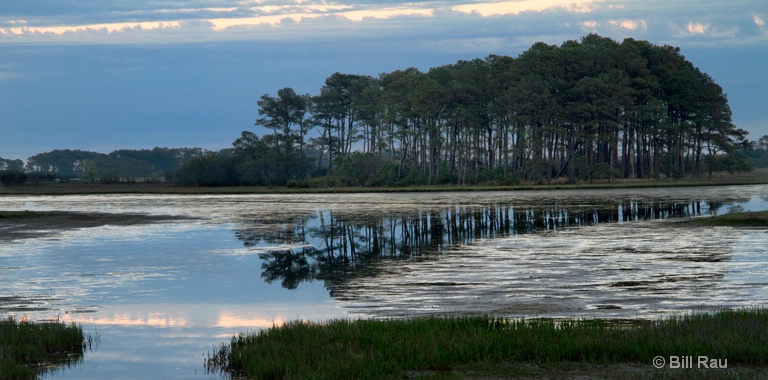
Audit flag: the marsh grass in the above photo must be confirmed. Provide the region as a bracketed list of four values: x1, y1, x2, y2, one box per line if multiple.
[697, 211, 768, 227]
[207, 308, 768, 379]
[1, 171, 767, 196]
[0, 317, 85, 379]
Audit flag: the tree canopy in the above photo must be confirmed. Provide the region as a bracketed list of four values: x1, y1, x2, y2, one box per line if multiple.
[178, 34, 749, 187]
[4, 34, 757, 187]
[23, 147, 205, 182]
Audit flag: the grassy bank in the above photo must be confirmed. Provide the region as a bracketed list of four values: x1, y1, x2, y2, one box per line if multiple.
[0, 317, 85, 380]
[207, 309, 768, 379]
[695, 211, 768, 227]
[1, 173, 767, 195]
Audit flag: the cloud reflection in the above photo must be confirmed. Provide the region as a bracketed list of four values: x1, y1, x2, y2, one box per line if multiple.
[62, 313, 188, 327]
[216, 312, 286, 328]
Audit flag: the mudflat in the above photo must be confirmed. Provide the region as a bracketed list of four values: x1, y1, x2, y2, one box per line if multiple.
[0, 211, 179, 242]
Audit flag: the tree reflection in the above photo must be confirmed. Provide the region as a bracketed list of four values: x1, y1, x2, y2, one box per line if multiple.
[259, 247, 316, 290]
[231, 197, 736, 290]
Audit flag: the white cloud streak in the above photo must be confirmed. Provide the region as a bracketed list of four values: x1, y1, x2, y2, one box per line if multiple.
[0, 0, 600, 42]
[0, 21, 182, 36]
[0, 0, 766, 46]
[452, 0, 603, 16]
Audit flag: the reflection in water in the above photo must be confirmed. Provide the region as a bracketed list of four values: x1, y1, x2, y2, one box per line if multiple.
[215, 313, 286, 329]
[327, 223, 747, 319]
[0, 186, 765, 379]
[236, 199, 718, 292]
[61, 313, 188, 328]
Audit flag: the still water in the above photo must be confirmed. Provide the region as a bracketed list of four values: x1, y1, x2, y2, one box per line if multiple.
[0, 185, 767, 379]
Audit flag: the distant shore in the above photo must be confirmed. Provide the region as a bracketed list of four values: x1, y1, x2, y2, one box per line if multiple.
[1, 169, 767, 195]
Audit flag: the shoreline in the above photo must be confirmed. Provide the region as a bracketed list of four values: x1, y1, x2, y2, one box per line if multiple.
[1, 172, 767, 195]
[0, 211, 181, 242]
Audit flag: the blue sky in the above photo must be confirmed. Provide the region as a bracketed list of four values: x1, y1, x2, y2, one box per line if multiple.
[1, 0, 767, 160]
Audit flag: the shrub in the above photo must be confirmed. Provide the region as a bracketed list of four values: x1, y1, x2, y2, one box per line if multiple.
[0, 170, 27, 185]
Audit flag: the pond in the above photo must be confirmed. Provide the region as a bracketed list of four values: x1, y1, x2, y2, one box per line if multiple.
[0, 185, 767, 379]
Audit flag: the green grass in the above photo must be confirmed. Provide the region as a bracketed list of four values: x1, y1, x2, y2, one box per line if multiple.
[0, 317, 85, 380]
[1, 173, 767, 195]
[697, 211, 768, 227]
[207, 309, 768, 379]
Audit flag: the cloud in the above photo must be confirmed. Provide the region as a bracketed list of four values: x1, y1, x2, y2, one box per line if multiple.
[0, 1, 440, 41]
[206, 5, 434, 30]
[339, 6, 434, 22]
[687, 21, 709, 34]
[1, 0, 765, 47]
[608, 19, 647, 31]
[1, 20, 182, 36]
[62, 313, 188, 327]
[2, 0, 766, 162]
[208, 14, 320, 30]
[452, 0, 603, 16]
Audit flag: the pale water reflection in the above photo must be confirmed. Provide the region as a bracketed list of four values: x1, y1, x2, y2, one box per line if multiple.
[0, 185, 766, 379]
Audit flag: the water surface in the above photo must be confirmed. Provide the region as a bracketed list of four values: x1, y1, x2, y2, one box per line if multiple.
[0, 185, 766, 378]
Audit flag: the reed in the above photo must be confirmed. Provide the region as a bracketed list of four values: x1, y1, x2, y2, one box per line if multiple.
[0, 317, 85, 379]
[207, 308, 768, 379]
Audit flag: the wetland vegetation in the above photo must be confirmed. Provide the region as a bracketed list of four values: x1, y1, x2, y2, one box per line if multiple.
[206, 308, 768, 379]
[693, 210, 768, 227]
[0, 186, 766, 378]
[0, 317, 86, 380]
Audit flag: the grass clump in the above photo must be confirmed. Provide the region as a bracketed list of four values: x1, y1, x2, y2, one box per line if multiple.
[698, 211, 768, 227]
[207, 308, 768, 379]
[0, 317, 85, 379]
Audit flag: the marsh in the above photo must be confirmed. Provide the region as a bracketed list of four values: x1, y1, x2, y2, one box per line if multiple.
[0, 184, 766, 378]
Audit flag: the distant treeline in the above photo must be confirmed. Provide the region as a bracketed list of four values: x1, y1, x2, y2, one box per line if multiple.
[176, 34, 761, 187]
[0, 147, 206, 184]
[2, 34, 767, 187]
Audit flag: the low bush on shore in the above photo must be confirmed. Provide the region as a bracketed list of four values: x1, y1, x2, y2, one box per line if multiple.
[0, 317, 85, 379]
[207, 308, 768, 379]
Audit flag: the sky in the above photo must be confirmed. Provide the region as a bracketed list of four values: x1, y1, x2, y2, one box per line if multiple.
[1, 0, 767, 161]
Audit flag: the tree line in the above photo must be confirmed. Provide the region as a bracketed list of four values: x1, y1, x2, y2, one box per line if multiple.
[2, 34, 765, 187]
[0, 147, 206, 184]
[177, 34, 756, 187]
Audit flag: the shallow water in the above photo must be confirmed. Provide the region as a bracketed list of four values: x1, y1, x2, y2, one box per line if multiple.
[0, 185, 767, 379]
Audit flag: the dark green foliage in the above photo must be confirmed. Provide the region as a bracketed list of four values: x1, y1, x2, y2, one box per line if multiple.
[208, 309, 768, 379]
[330, 152, 387, 186]
[176, 155, 238, 186]
[25, 147, 204, 181]
[0, 158, 24, 171]
[217, 34, 749, 188]
[6, 35, 757, 188]
[695, 211, 768, 227]
[0, 317, 85, 379]
[176, 131, 313, 186]
[747, 134, 768, 168]
[0, 169, 27, 185]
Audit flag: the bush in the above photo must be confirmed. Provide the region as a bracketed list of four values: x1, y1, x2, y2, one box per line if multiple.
[286, 179, 309, 188]
[0, 170, 27, 185]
